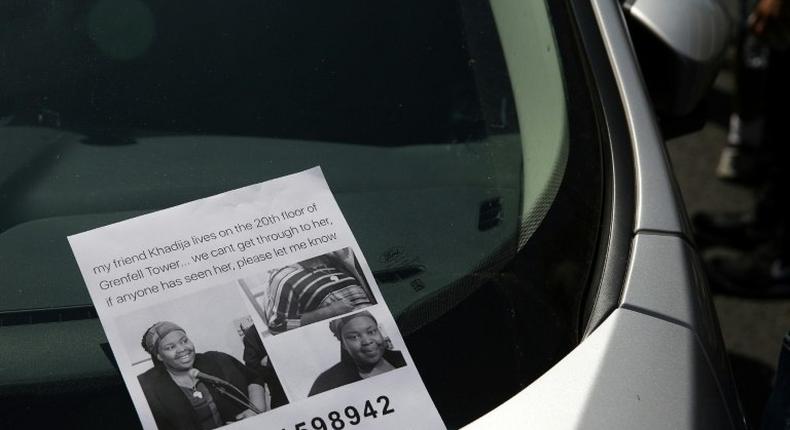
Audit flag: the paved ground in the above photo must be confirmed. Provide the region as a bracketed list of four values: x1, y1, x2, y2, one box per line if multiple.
[666, 69, 790, 427]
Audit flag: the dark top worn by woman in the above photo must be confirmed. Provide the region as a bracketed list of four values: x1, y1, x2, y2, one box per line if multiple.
[138, 351, 264, 430]
[308, 349, 406, 397]
[241, 325, 288, 408]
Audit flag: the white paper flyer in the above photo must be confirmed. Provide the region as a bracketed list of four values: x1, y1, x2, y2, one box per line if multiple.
[67, 167, 446, 430]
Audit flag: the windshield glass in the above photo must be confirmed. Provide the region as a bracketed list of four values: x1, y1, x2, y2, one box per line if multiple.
[0, 0, 602, 428]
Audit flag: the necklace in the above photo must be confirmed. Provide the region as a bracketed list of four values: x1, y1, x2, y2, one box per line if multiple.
[169, 371, 203, 399]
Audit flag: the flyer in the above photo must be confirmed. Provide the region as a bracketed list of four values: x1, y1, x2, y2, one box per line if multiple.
[67, 167, 446, 430]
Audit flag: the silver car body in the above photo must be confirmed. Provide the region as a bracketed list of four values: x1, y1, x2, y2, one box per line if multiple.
[466, 0, 744, 428]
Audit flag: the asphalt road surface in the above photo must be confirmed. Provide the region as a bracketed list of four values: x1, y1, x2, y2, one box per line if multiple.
[666, 67, 790, 428]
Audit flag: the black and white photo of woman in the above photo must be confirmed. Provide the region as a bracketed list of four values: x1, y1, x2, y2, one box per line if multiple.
[137, 321, 267, 430]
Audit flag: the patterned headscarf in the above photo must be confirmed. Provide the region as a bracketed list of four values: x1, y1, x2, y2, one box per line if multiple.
[141, 321, 185, 355]
[329, 311, 377, 340]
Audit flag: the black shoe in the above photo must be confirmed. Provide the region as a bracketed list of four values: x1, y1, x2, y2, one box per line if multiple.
[704, 248, 790, 298]
[692, 212, 773, 249]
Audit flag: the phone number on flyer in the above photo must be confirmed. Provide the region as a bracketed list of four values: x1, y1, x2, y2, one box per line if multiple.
[282, 395, 395, 430]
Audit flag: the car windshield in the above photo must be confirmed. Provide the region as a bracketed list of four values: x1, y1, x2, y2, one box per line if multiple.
[0, 0, 603, 428]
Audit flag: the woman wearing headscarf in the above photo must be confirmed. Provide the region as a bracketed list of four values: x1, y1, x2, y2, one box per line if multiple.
[308, 311, 406, 396]
[137, 321, 267, 429]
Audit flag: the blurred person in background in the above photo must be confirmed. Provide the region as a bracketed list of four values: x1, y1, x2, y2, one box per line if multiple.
[716, 0, 770, 183]
[695, 0, 790, 296]
[696, 1, 790, 429]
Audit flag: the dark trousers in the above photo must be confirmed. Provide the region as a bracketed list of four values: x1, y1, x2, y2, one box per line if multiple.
[761, 331, 790, 430]
[755, 49, 790, 260]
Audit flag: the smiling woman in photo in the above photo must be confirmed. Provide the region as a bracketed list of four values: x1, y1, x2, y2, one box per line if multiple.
[137, 321, 267, 430]
[309, 311, 406, 396]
